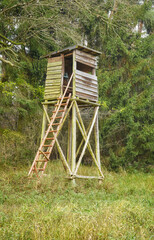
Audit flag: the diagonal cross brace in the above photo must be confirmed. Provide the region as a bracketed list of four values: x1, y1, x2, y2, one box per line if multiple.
[75, 103, 104, 178]
[73, 107, 100, 175]
[75, 103, 98, 163]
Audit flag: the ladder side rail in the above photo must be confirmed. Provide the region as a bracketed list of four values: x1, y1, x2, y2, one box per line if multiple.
[44, 94, 71, 157]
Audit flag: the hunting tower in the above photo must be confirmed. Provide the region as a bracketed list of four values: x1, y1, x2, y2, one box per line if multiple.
[28, 45, 104, 181]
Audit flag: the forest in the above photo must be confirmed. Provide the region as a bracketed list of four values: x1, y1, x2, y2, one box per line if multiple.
[0, 0, 153, 239]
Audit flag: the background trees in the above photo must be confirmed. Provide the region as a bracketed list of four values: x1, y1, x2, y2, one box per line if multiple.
[0, 0, 153, 170]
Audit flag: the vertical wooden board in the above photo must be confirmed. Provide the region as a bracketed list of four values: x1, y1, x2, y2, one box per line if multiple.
[44, 56, 62, 100]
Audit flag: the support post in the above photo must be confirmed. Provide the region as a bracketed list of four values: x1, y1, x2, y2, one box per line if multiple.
[67, 111, 72, 166]
[94, 112, 103, 183]
[71, 50, 76, 185]
[94, 112, 101, 167]
[41, 102, 48, 142]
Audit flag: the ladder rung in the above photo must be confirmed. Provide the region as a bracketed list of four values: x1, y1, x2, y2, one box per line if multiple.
[38, 168, 44, 171]
[55, 103, 67, 106]
[46, 138, 54, 140]
[43, 145, 53, 147]
[36, 160, 47, 162]
[55, 116, 62, 119]
[50, 116, 62, 119]
[63, 85, 73, 89]
[48, 123, 60, 126]
[49, 130, 57, 132]
[57, 97, 69, 100]
[39, 152, 50, 154]
[52, 109, 65, 113]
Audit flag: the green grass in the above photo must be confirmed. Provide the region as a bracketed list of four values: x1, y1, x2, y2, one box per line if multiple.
[0, 161, 153, 240]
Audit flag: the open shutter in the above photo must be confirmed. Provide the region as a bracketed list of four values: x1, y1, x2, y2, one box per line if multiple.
[44, 56, 62, 100]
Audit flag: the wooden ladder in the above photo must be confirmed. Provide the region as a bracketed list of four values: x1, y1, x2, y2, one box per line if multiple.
[28, 73, 73, 177]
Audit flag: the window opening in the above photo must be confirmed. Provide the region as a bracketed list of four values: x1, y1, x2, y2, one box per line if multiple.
[63, 55, 73, 94]
[77, 62, 93, 75]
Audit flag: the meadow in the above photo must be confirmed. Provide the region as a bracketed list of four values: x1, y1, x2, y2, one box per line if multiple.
[0, 161, 153, 240]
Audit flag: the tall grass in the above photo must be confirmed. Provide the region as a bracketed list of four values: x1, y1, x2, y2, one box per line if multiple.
[0, 161, 153, 240]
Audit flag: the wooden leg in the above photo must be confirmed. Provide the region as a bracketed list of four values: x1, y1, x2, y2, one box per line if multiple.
[41, 104, 48, 142]
[94, 113, 104, 181]
[67, 111, 72, 166]
[71, 101, 76, 185]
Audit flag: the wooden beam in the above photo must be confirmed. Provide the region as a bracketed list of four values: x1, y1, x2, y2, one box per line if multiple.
[74, 98, 100, 106]
[41, 103, 48, 142]
[67, 111, 72, 166]
[71, 50, 76, 185]
[76, 118, 93, 158]
[73, 107, 99, 175]
[71, 101, 76, 183]
[67, 175, 103, 180]
[94, 114, 101, 168]
[76, 118, 97, 164]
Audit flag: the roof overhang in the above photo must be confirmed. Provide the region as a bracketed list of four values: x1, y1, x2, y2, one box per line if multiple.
[41, 45, 101, 59]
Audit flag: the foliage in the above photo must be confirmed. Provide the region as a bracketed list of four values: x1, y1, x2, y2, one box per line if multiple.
[97, 21, 154, 170]
[0, 80, 43, 164]
[0, 0, 153, 170]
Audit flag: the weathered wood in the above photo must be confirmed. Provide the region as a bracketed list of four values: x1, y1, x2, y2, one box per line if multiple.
[45, 84, 60, 88]
[73, 107, 99, 175]
[75, 103, 101, 170]
[47, 66, 62, 71]
[67, 111, 72, 165]
[45, 86, 60, 90]
[76, 78, 97, 88]
[47, 70, 61, 75]
[76, 55, 97, 68]
[76, 49, 97, 61]
[76, 82, 98, 91]
[76, 118, 93, 158]
[94, 114, 101, 168]
[68, 175, 103, 180]
[71, 50, 77, 185]
[75, 98, 100, 106]
[41, 104, 48, 142]
[46, 74, 61, 80]
[76, 87, 98, 96]
[61, 54, 64, 95]
[76, 91, 97, 101]
[48, 56, 62, 63]
[76, 70, 97, 80]
[76, 118, 97, 164]
[44, 56, 62, 100]
[45, 92, 60, 95]
[47, 61, 62, 67]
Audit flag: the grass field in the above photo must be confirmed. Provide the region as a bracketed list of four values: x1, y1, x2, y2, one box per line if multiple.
[0, 161, 153, 240]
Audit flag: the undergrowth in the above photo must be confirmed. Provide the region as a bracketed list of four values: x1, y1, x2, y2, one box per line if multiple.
[0, 161, 153, 240]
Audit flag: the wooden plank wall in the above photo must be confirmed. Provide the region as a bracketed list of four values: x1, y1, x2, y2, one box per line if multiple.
[75, 50, 98, 102]
[44, 56, 62, 100]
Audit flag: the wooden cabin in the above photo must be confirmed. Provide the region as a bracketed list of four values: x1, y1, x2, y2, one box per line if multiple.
[43, 45, 101, 102]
